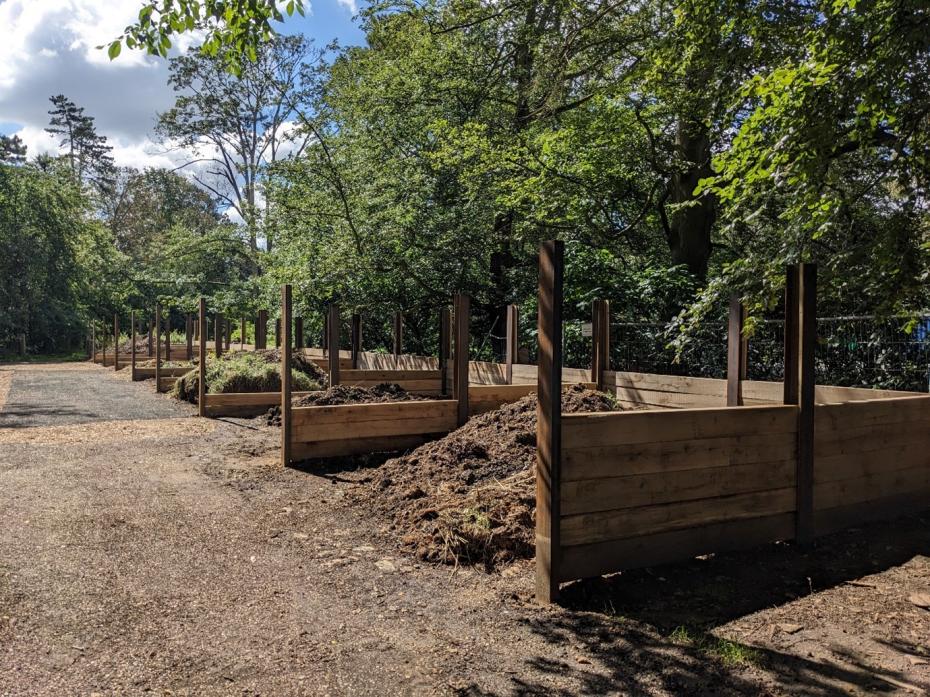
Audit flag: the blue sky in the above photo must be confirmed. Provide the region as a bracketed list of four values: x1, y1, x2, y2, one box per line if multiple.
[0, 0, 365, 164]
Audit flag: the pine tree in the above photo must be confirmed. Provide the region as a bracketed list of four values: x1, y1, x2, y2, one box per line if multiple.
[0, 135, 27, 165]
[45, 95, 115, 194]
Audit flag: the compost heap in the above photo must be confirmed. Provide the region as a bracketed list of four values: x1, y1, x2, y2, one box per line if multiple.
[173, 349, 327, 403]
[265, 383, 432, 425]
[363, 384, 617, 570]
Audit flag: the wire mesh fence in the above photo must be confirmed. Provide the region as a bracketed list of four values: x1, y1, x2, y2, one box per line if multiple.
[603, 315, 930, 392]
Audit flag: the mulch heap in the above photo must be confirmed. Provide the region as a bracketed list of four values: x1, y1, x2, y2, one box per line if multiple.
[265, 383, 432, 425]
[358, 384, 618, 570]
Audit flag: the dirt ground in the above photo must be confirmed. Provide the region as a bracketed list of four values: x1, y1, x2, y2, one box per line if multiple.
[0, 361, 928, 695]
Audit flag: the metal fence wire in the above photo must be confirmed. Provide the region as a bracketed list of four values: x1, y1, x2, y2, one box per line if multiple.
[599, 316, 930, 392]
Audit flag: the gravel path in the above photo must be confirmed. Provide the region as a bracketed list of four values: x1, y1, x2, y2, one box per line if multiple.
[0, 362, 927, 695]
[0, 363, 187, 428]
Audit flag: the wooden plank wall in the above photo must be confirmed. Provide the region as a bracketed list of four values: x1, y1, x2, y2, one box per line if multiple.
[813, 395, 930, 535]
[339, 369, 442, 394]
[468, 383, 596, 416]
[289, 400, 458, 460]
[557, 405, 799, 582]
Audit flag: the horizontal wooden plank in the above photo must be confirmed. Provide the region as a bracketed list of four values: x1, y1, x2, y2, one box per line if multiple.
[612, 387, 723, 409]
[133, 366, 192, 378]
[562, 459, 796, 516]
[558, 513, 795, 582]
[814, 421, 930, 458]
[563, 431, 797, 481]
[345, 380, 442, 393]
[561, 487, 796, 546]
[291, 434, 432, 461]
[815, 465, 930, 510]
[340, 369, 440, 383]
[291, 399, 454, 426]
[814, 396, 930, 432]
[815, 442, 930, 484]
[605, 371, 726, 398]
[562, 405, 798, 450]
[294, 411, 457, 443]
[205, 392, 282, 407]
[813, 489, 930, 537]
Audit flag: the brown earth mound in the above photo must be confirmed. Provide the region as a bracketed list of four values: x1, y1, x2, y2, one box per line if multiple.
[266, 383, 432, 425]
[359, 384, 618, 570]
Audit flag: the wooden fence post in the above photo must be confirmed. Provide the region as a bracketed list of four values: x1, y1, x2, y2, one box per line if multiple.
[131, 311, 137, 378]
[154, 304, 162, 392]
[186, 313, 193, 361]
[295, 316, 304, 350]
[393, 311, 403, 357]
[797, 264, 816, 544]
[329, 304, 341, 386]
[214, 312, 223, 358]
[591, 300, 610, 390]
[240, 317, 246, 350]
[726, 296, 747, 406]
[198, 299, 207, 417]
[275, 319, 281, 348]
[505, 304, 519, 385]
[225, 319, 231, 351]
[90, 324, 95, 362]
[281, 285, 293, 467]
[439, 306, 451, 396]
[783, 267, 799, 405]
[322, 312, 329, 356]
[257, 310, 268, 349]
[536, 240, 563, 604]
[350, 314, 361, 369]
[113, 313, 120, 372]
[165, 309, 171, 362]
[453, 294, 470, 426]
[101, 323, 107, 366]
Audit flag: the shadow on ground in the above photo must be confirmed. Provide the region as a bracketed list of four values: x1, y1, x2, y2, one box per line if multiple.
[464, 512, 930, 696]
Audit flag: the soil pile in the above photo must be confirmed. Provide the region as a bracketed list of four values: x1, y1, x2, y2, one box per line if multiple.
[265, 383, 432, 425]
[362, 384, 618, 569]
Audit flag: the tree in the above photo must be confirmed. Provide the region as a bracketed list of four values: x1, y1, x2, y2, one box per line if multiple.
[157, 35, 318, 251]
[104, 167, 223, 263]
[0, 135, 27, 165]
[45, 95, 116, 196]
[115, 0, 306, 72]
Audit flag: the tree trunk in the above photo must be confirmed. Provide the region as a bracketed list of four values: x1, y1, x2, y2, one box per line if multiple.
[667, 119, 715, 279]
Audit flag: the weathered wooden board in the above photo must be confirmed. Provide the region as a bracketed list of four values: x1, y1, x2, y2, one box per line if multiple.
[560, 487, 796, 547]
[561, 459, 796, 516]
[559, 513, 795, 582]
[561, 405, 797, 450]
[468, 383, 596, 416]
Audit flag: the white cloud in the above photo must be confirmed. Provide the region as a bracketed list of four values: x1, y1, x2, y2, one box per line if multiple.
[335, 0, 357, 13]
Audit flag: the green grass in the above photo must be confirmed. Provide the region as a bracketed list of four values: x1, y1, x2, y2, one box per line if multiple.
[669, 626, 761, 668]
[0, 350, 88, 364]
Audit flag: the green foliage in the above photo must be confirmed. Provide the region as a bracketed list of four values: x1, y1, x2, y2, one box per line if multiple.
[172, 350, 321, 402]
[113, 0, 306, 72]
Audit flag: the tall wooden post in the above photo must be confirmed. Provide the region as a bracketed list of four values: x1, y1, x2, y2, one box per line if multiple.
[186, 313, 193, 361]
[439, 306, 451, 397]
[154, 304, 162, 392]
[350, 314, 361, 369]
[275, 319, 281, 348]
[393, 311, 403, 357]
[505, 304, 519, 385]
[794, 264, 816, 544]
[165, 313, 171, 362]
[322, 312, 329, 356]
[295, 316, 304, 350]
[281, 285, 293, 467]
[591, 300, 610, 391]
[101, 323, 107, 365]
[784, 269, 799, 405]
[726, 296, 747, 406]
[90, 324, 96, 362]
[328, 304, 341, 386]
[536, 240, 563, 604]
[198, 299, 207, 417]
[131, 311, 137, 379]
[214, 313, 223, 358]
[225, 319, 231, 351]
[113, 313, 120, 372]
[240, 317, 246, 350]
[453, 295, 470, 426]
